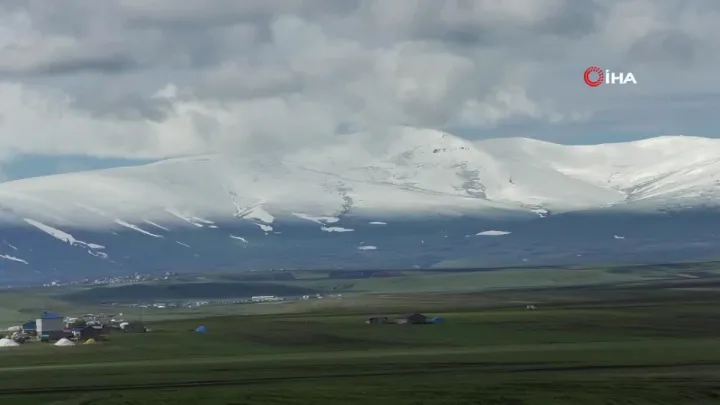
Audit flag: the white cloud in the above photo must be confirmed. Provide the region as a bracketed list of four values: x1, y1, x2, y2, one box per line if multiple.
[0, 0, 718, 162]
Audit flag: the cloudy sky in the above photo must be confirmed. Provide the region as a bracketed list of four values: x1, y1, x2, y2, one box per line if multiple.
[0, 0, 718, 181]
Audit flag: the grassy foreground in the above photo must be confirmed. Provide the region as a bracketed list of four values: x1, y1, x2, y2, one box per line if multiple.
[2, 282, 720, 404]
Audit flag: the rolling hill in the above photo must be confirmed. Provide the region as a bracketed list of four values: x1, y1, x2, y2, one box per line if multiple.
[2, 127, 720, 283]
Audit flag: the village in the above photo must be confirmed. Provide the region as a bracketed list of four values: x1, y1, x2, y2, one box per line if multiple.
[0, 311, 148, 347]
[0, 293, 352, 348]
[102, 293, 326, 309]
[1, 308, 457, 348]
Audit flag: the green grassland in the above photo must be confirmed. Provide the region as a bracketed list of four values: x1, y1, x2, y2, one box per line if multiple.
[2, 276, 720, 404]
[43, 261, 720, 303]
[2, 260, 720, 325]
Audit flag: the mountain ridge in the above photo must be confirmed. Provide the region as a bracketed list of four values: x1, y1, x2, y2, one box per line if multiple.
[1, 128, 720, 283]
[0, 128, 717, 223]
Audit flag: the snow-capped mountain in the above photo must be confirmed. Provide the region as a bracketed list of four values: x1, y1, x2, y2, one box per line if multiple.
[2, 127, 720, 283]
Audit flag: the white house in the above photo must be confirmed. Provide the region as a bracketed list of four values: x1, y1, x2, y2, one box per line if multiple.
[37, 312, 65, 339]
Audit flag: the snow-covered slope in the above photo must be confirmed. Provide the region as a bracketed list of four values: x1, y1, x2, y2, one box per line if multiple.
[2, 127, 720, 283]
[1, 128, 718, 226]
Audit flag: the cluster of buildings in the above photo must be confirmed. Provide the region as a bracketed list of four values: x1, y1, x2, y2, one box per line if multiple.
[5, 311, 147, 344]
[38, 272, 179, 288]
[103, 294, 328, 309]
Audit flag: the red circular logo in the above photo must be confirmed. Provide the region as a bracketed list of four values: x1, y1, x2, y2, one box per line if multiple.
[584, 66, 604, 87]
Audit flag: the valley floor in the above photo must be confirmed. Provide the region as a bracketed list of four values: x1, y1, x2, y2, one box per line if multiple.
[2, 280, 720, 404]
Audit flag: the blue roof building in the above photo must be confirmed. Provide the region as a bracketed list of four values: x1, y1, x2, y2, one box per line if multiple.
[36, 312, 65, 339]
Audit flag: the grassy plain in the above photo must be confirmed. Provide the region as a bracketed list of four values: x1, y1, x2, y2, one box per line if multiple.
[1, 263, 720, 404]
[2, 270, 720, 404]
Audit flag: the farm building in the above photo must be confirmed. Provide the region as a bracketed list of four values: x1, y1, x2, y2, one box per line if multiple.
[121, 321, 146, 333]
[71, 326, 102, 340]
[366, 316, 390, 324]
[37, 312, 65, 340]
[395, 313, 428, 325]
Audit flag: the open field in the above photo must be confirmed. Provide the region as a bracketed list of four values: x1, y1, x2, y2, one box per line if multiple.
[1, 277, 720, 404]
[2, 260, 719, 316]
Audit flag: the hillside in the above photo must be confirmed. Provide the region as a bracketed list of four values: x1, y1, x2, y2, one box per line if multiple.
[2, 128, 720, 282]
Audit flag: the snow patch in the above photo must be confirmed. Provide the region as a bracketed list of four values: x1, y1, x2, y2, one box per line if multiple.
[246, 206, 275, 224]
[88, 250, 108, 259]
[144, 220, 169, 231]
[321, 227, 354, 232]
[208, 225, 219, 229]
[292, 212, 339, 224]
[165, 209, 204, 227]
[476, 230, 511, 236]
[613, 235, 625, 239]
[24, 218, 76, 244]
[2, 241, 17, 250]
[0, 254, 28, 264]
[357, 245, 377, 250]
[113, 220, 163, 238]
[230, 235, 249, 246]
[190, 216, 214, 224]
[255, 223, 273, 232]
[531, 208, 549, 218]
[23, 218, 105, 249]
[369, 221, 387, 225]
[176, 241, 191, 248]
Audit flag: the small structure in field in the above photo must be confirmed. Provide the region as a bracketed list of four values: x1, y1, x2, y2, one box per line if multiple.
[526, 305, 537, 310]
[71, 326, 102, 340]
[366, 316, 390, 324]
[22, 321, 37, 335]
[37, 312, 65, 340]
[395, 313, 428, 325]
[121, 321, 146, 333]
[54, 338, 75, 347]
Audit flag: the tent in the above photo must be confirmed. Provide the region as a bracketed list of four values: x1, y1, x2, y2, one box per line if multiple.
[6, 326, 21, 332]
[427, 317, 445, 324]
[84, 338, 96, 344]
[0, 338, 19, 347]
[195, 325, 207, 333]
[54, 338, 75, 346]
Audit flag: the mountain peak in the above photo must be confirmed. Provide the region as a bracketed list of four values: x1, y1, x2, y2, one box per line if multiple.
[0, 129, 719, 228]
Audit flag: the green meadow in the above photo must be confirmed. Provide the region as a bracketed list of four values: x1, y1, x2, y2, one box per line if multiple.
[2, 263, 720, 404]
